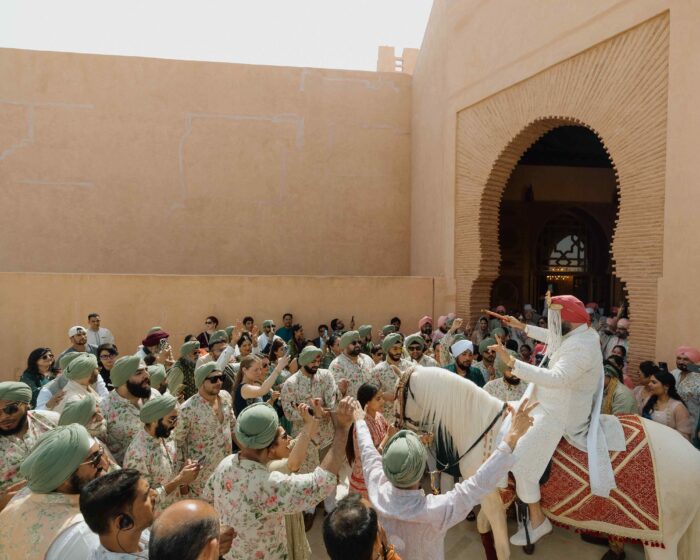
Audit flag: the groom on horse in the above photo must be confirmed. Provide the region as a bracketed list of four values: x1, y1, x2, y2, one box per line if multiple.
[490, 294, 625, 546]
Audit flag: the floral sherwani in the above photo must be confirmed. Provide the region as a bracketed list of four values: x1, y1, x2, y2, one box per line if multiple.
[371, 359, 413, 420]
[0, 487, 81, 559]
[103, 388, 160, 465]
[416, 354, 439, 368]
[474, 360, 498, 383]
[124, 429, 183, 512]
[0, 410, 58, 492]
[203, 455, 337, 560]
[172, 391, 236, 496]
[674, 370, 700, 428]
[280, 369, 337, 447]
[483, 378, 528, 402]
[328, 353, 375, 402]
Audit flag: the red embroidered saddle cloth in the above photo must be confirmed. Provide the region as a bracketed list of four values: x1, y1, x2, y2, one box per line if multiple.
[500, 415, 663, 546]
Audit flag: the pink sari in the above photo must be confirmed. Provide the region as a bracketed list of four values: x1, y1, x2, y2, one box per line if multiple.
[349, 412, 388, 498]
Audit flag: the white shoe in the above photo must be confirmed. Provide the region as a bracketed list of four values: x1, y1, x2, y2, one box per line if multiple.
[509, 518, 552, 546]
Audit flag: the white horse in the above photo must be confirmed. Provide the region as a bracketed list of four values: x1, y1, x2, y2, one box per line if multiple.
[398, 366, 700, 560]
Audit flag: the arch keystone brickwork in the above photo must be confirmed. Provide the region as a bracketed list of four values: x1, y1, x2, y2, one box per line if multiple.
[455, 14, 669, 371]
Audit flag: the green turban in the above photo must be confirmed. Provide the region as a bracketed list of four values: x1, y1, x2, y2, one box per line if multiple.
[358, 325, 372, 338]
[490, 327, 506, 340]
[235, 402, 279, 449]
[20, 424, 92, 493]
[479, 337, 496, 355]
[298, 346, 322, 367]
[0, 381, 32, 404]
[111, 355, 143, 388]
[382, 333, 403, 353]
[148, 364, 167, 388]
[195, 362, 220, 389]
[64, 353, 98, 381]
[382, 325, 396, 335]
[340, 331, 360, 350]
[452, 333, 466, 343]
[382, 430, 427, 488]
[209, 330, 228, 346]
[59, 394, 97, 427]
[180, 340, 200, 357]
[59, 352, 81, 371]
[404, 334, 426, 350]
[140, 393, 178, 423]
[224, 326, 234, 339]
[495, 350, 519, 376]
[262, 320, 274, 328]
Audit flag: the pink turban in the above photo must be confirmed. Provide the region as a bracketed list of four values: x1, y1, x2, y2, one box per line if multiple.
[418, 316, 433, 329]
[437, 316, 447, 329]
[677, 346, 700, 363]
[550, 295, 590, 325]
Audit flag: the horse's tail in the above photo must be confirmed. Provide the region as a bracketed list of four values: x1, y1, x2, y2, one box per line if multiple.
[678, 502, 700, 560]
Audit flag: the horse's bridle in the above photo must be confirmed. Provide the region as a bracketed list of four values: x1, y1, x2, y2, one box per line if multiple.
[394, 368, 508, 478]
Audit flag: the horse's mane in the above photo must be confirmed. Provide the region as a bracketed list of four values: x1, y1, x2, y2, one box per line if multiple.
[412, 366, 504, 453]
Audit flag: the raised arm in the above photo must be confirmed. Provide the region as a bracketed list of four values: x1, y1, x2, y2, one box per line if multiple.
[286, 404, 319, 472]
[241, 356, 290, 399]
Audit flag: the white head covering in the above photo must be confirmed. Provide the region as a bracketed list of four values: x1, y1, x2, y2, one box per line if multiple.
[450, 339, 474, 358]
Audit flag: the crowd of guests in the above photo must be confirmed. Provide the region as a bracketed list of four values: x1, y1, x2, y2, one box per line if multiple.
[0, 305, 698, 560]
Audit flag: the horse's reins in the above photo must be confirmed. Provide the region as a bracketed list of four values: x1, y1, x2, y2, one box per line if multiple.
[395, 369, 507, 493]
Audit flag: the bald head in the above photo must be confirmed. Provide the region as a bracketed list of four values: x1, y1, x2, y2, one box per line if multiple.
[150, 500, 220, 560]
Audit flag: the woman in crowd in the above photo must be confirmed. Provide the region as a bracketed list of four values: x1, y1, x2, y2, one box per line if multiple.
[196, 315, 219, 350]
[470, 316, 490, 347]
[633, 361, 658, 413]
[347, 383, 393, 499]
[267, 402, 320, 560]
[96, 343, 119, 390]
[233, 354, 288, 417]
[642, 369, 693, 439]
[267, 339, 293, 433]
[236, 333, 254, 362]
[19, 347, 56, 407]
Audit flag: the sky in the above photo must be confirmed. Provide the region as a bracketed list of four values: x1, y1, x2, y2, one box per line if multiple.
[0, 0, 433, 71]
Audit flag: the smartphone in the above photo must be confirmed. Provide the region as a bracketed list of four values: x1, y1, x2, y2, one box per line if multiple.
[158, 339, 169, 351]
[658, 361, 668, 372]
[196, 457, 206, 467]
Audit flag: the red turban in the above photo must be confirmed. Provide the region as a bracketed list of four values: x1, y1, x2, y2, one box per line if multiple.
[418, 316, 433, 329]
[550, 295, 590, 325]
[142, 330, 170, 347]
[676, 346, 700, 363]
[534, 343, 547, 355]
[586, 302, 598, 310]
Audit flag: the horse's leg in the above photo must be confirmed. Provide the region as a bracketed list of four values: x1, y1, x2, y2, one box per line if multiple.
[480, 491, 510, 560]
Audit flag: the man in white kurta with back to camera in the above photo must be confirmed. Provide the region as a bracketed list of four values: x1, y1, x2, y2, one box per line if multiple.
[491, 294, 624, 546]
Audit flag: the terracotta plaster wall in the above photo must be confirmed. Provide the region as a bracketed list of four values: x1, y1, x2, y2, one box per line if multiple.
[413, 0, 700, 360]
[0, 49, 411, 276]
[0, 273, 434, 382]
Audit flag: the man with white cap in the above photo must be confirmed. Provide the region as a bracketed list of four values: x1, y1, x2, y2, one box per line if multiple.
[443, 339, 485, 387]
[57, 325, 98, 365]
[102, 355, 161, 464]
[493, 294, 625, 546]
[351, 398, 537, 560]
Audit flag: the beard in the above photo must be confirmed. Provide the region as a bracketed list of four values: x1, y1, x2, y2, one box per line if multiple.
[127, 379, 151, 399]
[348, 347, 361, 357]
[66, 468, 103, 494]
[455, 359, 471, 372]
[561, 321, 573, 336]
[0, 412, 27, 436]
[677, 362, 688, 372]
[155, 420, 173, 439]
[303, 365, 318, 375]
[503, 375, 521, 386]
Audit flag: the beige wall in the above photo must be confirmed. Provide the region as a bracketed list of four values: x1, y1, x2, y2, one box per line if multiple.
[0, 273, 435, 382]
[412, 0, 700, 362]
[0, 48, 411, 276]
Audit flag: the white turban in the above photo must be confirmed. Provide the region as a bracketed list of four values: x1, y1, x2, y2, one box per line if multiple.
[450, 339, 474, 358]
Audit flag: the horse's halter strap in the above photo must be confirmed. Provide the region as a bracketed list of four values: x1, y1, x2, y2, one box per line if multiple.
[395, 369, 508, 484]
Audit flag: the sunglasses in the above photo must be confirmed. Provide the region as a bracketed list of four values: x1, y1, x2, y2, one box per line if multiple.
[0, 402, 21, 415]
[407, 346, 423, 352]
[99, 353, 117, 359]
[40, 354, 54, 360]
[206, 375, 225, 384]
[80, 445, 105, 469]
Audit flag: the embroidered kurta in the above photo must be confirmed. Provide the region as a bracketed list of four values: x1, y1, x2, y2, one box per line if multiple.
[0, 410, 59, 492]
[416, 354, 439, 368]
[123, 429, 183, 512]
[483, 378, 528, 403]
[328, 353, 375, 401]
[203, 455, 337, 560]
[103, 388, 160, 465]
[280, 369, 337, 447]
[349, 412, 388, 497]
[172, 391, 236, 496]
[356, 420, 515, 560]
[0, 487, 82, 560]
[371, 359, 412, 420]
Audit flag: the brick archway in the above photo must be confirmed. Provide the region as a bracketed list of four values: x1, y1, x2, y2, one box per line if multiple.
[454, 14, 669, 371]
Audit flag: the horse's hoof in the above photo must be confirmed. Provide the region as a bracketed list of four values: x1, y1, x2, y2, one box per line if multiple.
[523, 544, 535, 555]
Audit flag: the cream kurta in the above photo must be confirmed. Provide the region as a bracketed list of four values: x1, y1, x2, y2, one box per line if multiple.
[511, 324, 608, 500]
[54, 379, 101, 414]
